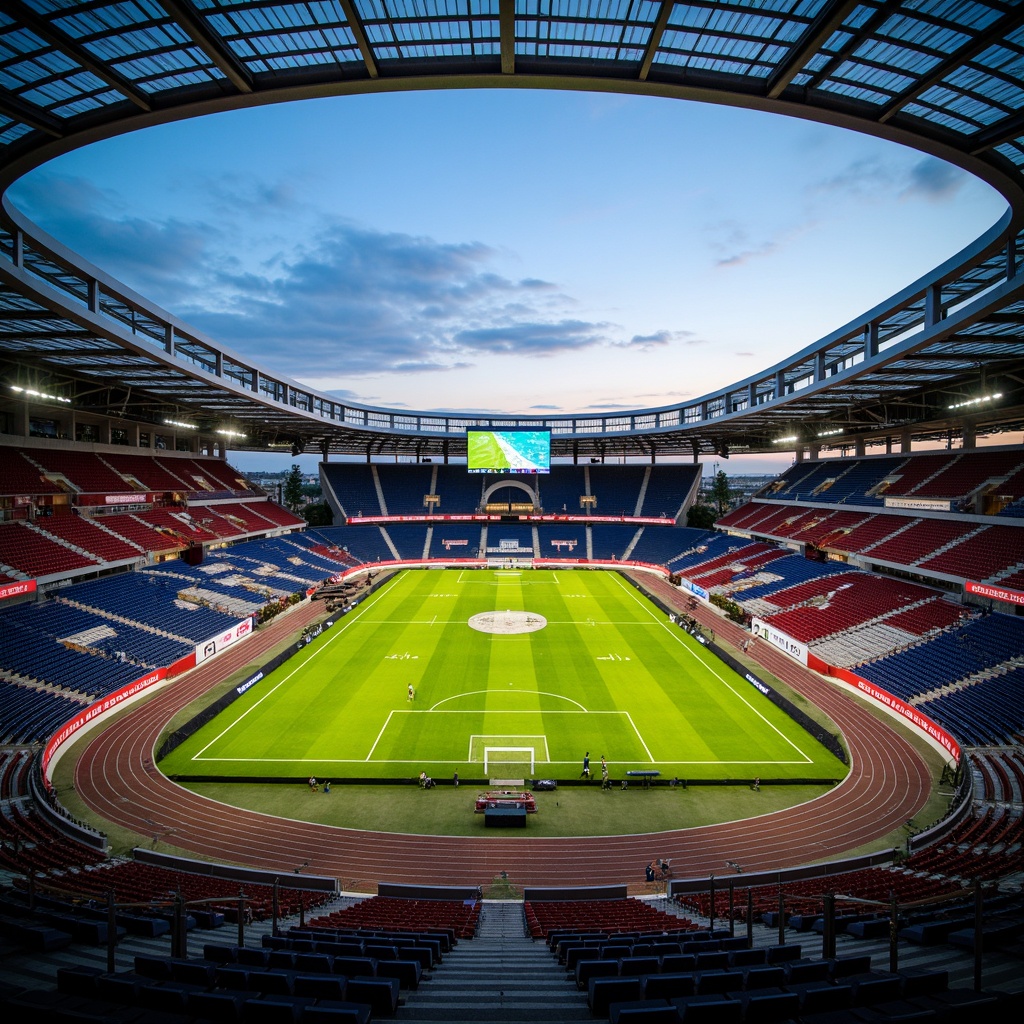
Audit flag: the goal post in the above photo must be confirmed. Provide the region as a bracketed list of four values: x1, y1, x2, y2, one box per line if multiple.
[483, 746, 535, 780]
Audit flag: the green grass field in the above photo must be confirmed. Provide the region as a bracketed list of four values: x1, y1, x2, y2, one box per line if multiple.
[159, 569, 848, 782]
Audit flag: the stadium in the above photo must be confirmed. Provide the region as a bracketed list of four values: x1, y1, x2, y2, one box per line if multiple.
[1, 2, 1024, 1022]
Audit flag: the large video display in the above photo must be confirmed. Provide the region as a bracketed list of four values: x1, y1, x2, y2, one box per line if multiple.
[467, 429, 551, 474]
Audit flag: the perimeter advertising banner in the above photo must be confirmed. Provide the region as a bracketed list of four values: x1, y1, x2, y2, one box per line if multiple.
[195, 616, 254, 665]
[0, 578, 36, 602]
[751, 617, 809, 665]
[831, 669, 961, 761]
[966, 580, 1024, 607]
[42, 667, 167, 777]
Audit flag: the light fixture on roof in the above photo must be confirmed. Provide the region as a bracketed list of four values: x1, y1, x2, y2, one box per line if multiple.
[163, 417, 196, 429]
[10, 384, 70, 403]
[217, 428, 246, 439]
[772, 435, 799, 444]
[948, 392, 1002, 410]
[816, 427, 844, 438]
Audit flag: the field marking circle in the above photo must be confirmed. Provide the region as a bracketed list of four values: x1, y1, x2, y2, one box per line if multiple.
[468, 609, 547, 634]
[431, 688, 586, 711]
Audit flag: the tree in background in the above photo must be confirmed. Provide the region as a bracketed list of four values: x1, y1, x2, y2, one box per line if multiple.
[283, 463, 304, 512]
[686, 501, 716, 530]
[712, 469, 732, 515]
[302, 502, 333, 527]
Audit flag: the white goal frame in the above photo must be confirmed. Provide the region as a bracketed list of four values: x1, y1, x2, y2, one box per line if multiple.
[483, 746, 535, 777]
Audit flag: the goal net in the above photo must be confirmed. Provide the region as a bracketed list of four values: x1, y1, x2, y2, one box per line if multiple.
[483, 747, 535, 780]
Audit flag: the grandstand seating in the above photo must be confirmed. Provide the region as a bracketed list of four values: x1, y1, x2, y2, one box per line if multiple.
[864, 518, 977, 566]
[0, 804, 106, 875]
[381, 523, 429, 560]
[918, 524, 1024, 580]
[374, 464, 435, 515]
[20, 450, 132, 495]
[308, 895, 479, 940]
[538, 524, 587, 559]
[0, 521, 99, 577]
[856, 613, 1024, 704]
[525, 898, 695, 940]
[0, 447, 63, 497]
[0, 678, 88, 742]
[32, 511, 143, 563]
[90, 512, 182, 553]
[99, 451, 193, 491]
[588, 525, 637, 561]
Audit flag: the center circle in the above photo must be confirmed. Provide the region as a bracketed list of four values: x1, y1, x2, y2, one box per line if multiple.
[468, 610, 548, 635]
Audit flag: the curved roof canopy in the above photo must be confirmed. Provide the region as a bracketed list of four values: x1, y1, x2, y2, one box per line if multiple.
[1, 0, 1024, 459]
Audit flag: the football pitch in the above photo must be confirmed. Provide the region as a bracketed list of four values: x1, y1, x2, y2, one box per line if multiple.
[159, 569, 847, 782]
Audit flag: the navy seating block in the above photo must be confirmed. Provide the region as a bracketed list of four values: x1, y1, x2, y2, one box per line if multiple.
[695, 969, 744, 995]
[670, 994, 744, 1022]
[742, 965, 786, 990]
[828, 954, 873, 978]
[618, 956, 661, 978]
[898, 968, 949, 998]
[789, 981, 853, 1013]
[607, 998, 681, 1023]
[345, 976, 400, 1016]
[640, 973, 696, 1000]
[589, 976, 643, 1015]
[331, 957, 376, 978]
[376, 958, 422, 989]
[576, 958, 618, 988]
[300, 1002, 372, 1023]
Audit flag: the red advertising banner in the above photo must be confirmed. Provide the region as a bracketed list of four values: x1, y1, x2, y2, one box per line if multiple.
[42, 668, 167, 777]
[829, 666, 960, 761]
[965, 580, 1024, 606]
[0, 578, 36, 602]
[345, 513, 671, 526]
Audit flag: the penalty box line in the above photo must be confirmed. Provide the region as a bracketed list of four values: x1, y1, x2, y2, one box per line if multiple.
[192, 576, 397, 762]
[609, 573, 813, 765]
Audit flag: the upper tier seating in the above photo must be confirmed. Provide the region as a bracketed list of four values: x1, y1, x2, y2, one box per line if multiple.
[917, 524, 1024, 580]
[640, 465, 700, 518]
[323, 463, 381, 518]
[243, 500, 304, 529]
[33, 511, 143, 563]
[0, 521, 99, 577]
[537, 465, 588, 513]
[862, 518, 978, 565]
[21, 450, 131, 494]
[0, 447, 63, 496]
[100, 452, 194, 491]
[374, 464, 435, 515]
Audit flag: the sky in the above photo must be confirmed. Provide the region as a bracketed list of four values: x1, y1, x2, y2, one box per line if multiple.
[8, 88, 1007, 474]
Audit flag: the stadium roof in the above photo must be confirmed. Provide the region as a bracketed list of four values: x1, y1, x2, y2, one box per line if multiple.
[1, 0, 1024, 459]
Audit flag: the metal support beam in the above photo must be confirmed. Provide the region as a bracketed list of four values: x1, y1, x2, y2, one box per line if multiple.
[339, 0, 379, 79]
[162, 0, 253, 94]
[638, 1, 673, 82]
[499, 0, 515, 75]
[878, 9, 1024, 125]
[766, 0, 859, 99]
[8, 0, 152, 112]
[0, 88, 63, 138]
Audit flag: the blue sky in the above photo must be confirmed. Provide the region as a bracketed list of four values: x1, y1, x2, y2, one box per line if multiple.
[9, 88, 1005, 473]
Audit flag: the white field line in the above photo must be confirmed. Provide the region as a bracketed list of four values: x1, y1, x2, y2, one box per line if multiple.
[608, 573, 812, 763]
[192, 572, 400, 760]
[624, 711, 656, 763]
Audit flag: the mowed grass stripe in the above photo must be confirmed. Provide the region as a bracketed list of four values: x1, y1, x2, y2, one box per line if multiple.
[159, 569, 846, 780]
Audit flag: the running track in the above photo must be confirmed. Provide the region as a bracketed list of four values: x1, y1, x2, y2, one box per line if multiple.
[73, 576, 932, 891]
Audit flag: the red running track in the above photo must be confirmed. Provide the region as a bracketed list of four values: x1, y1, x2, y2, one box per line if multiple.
[73, 581, 932, 891]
